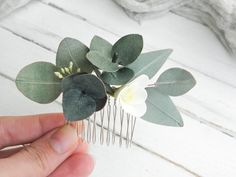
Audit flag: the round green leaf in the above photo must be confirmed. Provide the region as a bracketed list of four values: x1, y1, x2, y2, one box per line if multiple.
[101, 67, 134, 85]
[95, 96, 108, 111]
[15, 62, 61, 104]
[142, 88, 183, 127]
[112, 34, 143, 66]
[56, 37, 93, 73]
[63, 89, 96, 121]
[90, 35, 112, 57]
[86, 51, 119, 72]
[156, 68, 196, 96]
[62, 73, 107, 112]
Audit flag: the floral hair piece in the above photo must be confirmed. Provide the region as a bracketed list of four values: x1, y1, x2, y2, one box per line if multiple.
[15, 34, 196, 137]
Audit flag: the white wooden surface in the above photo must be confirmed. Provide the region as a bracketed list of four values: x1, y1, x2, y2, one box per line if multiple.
[0, 0, 236, 176]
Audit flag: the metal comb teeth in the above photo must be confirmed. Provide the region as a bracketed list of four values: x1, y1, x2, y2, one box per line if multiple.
[79, 96, 137, 147]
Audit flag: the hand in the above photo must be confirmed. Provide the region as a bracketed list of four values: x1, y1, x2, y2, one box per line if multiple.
[0, 113, 94, 177]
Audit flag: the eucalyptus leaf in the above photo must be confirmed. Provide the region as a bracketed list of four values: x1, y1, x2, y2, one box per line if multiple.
[63, 89, 96, 121]
[101, 67, 134, 85]
[127, 49, 173, 80]
[87, 51, 119, 72]
[156, 68, 196, 96]
[62, 73, 107, 112]
[141, 88, 183, 127]
[56, 37, 93, 73]
[112, 34, 143, 66]
[62, 73, 107, 99]
[95, 96, 108, 111]
[15, 62, 61, 104]
[90, 36, 112, 57]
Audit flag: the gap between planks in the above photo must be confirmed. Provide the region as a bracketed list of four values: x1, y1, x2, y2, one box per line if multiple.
[40, 0, 236, 90]
[0, 76, 197, 177]
[30, 0, 236, 137]
[0, 22, 235, 139]
[0, 2, 236, 176]
[39, 1, 236, 138]
[0, 72, 201, 177]
[1, 10, 236, 175]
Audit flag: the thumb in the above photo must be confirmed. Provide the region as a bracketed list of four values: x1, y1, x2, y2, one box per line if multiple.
[0, 125, 78, 177]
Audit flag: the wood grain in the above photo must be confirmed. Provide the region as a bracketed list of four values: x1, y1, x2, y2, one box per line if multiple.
[0, 16, 236, 176]
[0, 76, 195, 177]
[0, 1, 236, 137]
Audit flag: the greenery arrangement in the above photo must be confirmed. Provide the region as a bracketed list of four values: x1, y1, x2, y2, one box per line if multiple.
[15, 34, 196, 127]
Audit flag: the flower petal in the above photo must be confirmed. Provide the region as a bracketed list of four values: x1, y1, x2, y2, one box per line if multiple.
[129, 74, 149, 87]
[130, 86, 148, 104]
[117, 74, 149, 117]
[117, 74, 149, 104]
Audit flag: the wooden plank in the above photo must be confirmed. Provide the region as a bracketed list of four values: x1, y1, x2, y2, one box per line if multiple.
[0, 76, 61, 116]
[0, 76, 194, 177]
[89, 144, 193, 177]
[0, 1, 236, 137]
[0, 20, 236, 177]
[42, 0, 236, 86]
[40, 0, 236, 135]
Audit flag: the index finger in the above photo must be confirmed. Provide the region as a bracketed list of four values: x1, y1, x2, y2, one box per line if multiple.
[0, 113, 65, 149]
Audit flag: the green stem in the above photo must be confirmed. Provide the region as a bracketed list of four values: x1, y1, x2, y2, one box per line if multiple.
[93, 67, 114, 95]
[93, 67, 101, 77]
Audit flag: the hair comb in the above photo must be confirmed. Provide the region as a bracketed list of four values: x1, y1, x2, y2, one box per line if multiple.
[15, 34, 196, 147]
[78, 96, 137, 147]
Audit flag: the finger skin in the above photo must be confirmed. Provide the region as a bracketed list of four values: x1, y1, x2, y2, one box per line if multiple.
[49, 153, 94, 177]
[0, 141, 88, 159]
[74, 141, 89, 154]
[0, 113, 65, 148]
[0, 126, 78, 177]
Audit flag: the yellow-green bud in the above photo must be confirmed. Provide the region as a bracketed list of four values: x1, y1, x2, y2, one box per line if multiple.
[65, 67, 71, 74]
[54, 72, 63, 79]
[69, 61, 73, 72]
[61, 68, 65, 74]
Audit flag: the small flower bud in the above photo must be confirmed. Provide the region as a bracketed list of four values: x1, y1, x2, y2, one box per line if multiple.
[69, 61, 73, 72]
[65, 67, 71, 74]
[61, 68, 65, 74]
[54, 72, 63, 79]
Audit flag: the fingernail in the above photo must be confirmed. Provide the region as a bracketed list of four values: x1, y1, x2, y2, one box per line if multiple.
[50, 125, 78, 154]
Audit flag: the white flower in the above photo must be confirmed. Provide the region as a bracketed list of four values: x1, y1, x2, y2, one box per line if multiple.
[116, 75, 149, 117]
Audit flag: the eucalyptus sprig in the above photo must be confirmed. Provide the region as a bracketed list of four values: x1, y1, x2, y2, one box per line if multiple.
[15, 34, 196, 127]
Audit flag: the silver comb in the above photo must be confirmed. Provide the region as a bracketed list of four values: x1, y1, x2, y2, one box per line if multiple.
[78, 96, 137, 147]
